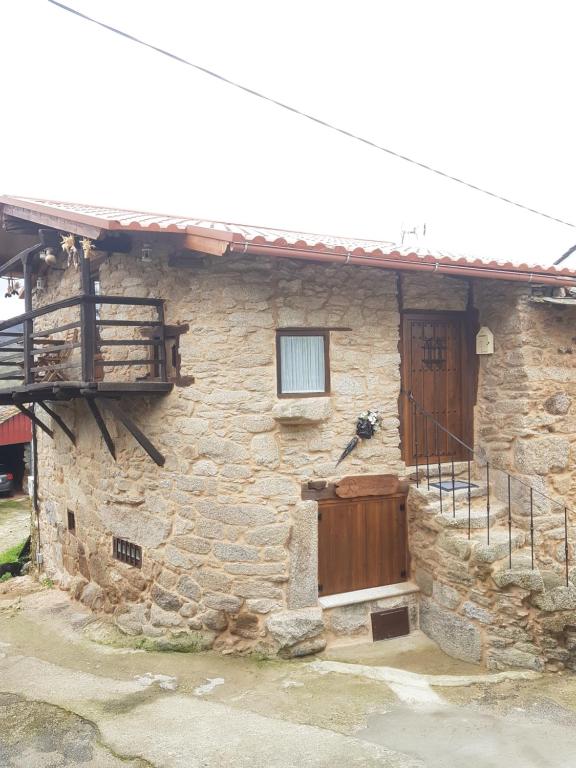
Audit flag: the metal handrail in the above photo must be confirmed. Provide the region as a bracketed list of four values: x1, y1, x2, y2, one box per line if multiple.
[404, 390, 571, 585]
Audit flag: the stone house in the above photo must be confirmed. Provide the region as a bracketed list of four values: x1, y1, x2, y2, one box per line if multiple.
[2, 195, 576, 669]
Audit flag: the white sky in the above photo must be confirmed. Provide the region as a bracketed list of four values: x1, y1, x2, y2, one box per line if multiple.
[1, 0, 576, 318]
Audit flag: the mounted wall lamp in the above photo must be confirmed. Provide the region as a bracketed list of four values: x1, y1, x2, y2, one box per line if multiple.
[36, 277, 46, 292]
[140, 243, 153, 262]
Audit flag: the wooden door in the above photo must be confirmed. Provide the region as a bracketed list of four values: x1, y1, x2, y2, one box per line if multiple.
[318, 495, 407, 597]
[400, 312, 473, 465]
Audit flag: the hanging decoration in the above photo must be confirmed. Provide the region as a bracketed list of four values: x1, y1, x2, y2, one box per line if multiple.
[61, 233, 79, 269]
[3, 276, 20, 299]
[81, 238, 96, 261]
[335, 409, 383, 466]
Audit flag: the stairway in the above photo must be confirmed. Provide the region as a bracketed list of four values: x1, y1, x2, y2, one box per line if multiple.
[408, 465, 576, 672]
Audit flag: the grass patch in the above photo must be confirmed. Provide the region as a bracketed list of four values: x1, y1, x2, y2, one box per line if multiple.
[0, 540, 26, 566]
[0, 498, 30, 513]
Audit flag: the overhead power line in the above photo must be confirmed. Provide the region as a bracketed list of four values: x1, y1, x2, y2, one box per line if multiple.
[47, 0, 576, 231]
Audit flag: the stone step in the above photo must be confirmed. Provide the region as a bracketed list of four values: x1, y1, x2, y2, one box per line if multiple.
[469, 528, 526, 564]
[491, 546, 568, 584]
[407, 461, 475, 481]
[438, 526, 525, 564]
[434, 500, 507, 530]
[423, 484, 488, 512]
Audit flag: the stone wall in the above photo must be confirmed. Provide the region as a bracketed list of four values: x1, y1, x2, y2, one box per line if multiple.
[34, 243, 576, 661]
[474, 281, 576, 513]
[409, 483, 576, 672]
[36, 245, 415, 654]
[400, 271, 469, 312]
[405, 281, 576, 671]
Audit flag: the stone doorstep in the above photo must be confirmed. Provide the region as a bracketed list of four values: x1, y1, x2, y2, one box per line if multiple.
[321, 583, 420, 649]
[319, 581, 420, 610]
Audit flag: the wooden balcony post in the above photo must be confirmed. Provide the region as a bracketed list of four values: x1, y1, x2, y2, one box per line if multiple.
[157, 301, 167, 382]
[22, 253, 34, 384]
[80, 252, 95, 383]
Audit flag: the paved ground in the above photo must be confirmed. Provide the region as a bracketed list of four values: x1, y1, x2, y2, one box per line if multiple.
[1, 578, 576, 767]
[0, 497, 30, 555]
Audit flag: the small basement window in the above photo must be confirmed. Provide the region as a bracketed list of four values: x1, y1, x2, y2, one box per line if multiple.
[67, 510, 76, 533]
[113, 537, 142, 568]
[276, 330, 330, 397]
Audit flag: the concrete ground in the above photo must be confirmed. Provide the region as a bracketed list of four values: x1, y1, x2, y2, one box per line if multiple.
[1, 579, 576, 767]
[0, 496, 30, 554]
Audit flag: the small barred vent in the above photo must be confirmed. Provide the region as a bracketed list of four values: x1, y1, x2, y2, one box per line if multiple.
[113, 537, 142, 568]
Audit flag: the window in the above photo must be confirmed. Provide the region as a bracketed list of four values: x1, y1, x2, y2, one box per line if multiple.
[113, 537, 142, 568]
[276, 330, 330, 397]
[90, 276, 101, 320]
[67, 510, 76, 533]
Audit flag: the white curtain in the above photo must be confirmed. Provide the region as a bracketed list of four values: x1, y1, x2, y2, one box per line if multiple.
[280, 335, 325, 393]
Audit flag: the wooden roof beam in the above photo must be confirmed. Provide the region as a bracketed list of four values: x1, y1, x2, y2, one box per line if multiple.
[183, 233, 229, 257]
[2, 205, 104, 240]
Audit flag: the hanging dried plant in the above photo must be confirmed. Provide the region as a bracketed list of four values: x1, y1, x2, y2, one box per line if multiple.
[4, 276, 20, 298]
[81, 237, 96, 261]
[61, 233, 79, 269]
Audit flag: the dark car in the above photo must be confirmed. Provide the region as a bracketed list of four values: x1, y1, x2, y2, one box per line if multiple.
[0, 465, 14, 496]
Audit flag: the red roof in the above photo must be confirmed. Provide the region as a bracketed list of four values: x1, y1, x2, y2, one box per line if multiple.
[1, 195, 575, 284]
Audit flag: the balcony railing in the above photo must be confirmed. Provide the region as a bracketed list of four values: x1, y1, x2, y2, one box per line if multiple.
[0, 295, 167, 391]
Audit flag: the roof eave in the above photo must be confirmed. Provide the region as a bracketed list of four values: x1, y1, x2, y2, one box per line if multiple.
[229, 241, 576, 286]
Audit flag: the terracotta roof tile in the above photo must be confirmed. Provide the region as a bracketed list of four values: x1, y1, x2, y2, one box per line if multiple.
[1, 195, 574, 281]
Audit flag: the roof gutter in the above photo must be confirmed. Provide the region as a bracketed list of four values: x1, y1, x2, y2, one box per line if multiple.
[229, 242, 576, 287]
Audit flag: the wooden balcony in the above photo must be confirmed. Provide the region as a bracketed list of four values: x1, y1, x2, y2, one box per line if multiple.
[0, 295, 173, 406]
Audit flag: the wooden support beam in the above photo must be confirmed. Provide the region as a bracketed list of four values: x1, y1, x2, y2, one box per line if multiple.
[37, 402, 76, 445]
[80, 251, 95, 383]
[92, 234, 132, 254]
[22, 253, 34, 385]
[2, 204, 103, 240]
[183, 234, 229, 256]
[14, 403, 54, 439]
[99, 398, 165, 466]
[85, 398, 116, 460]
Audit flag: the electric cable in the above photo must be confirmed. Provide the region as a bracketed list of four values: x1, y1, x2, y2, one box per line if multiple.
[47, 0, 576, 233]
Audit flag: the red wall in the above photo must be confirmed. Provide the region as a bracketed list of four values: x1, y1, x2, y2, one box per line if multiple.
[0, 413, 32, 446]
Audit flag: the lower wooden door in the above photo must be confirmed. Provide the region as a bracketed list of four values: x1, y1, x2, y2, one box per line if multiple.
[318, 495, 407, 597]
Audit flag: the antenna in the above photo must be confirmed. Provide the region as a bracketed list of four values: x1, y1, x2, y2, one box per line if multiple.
[400, 223, 427, 245]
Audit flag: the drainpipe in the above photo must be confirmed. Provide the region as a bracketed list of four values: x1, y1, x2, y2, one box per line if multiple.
[32, 418, 41, 568]
[229, 242, 576, 287]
